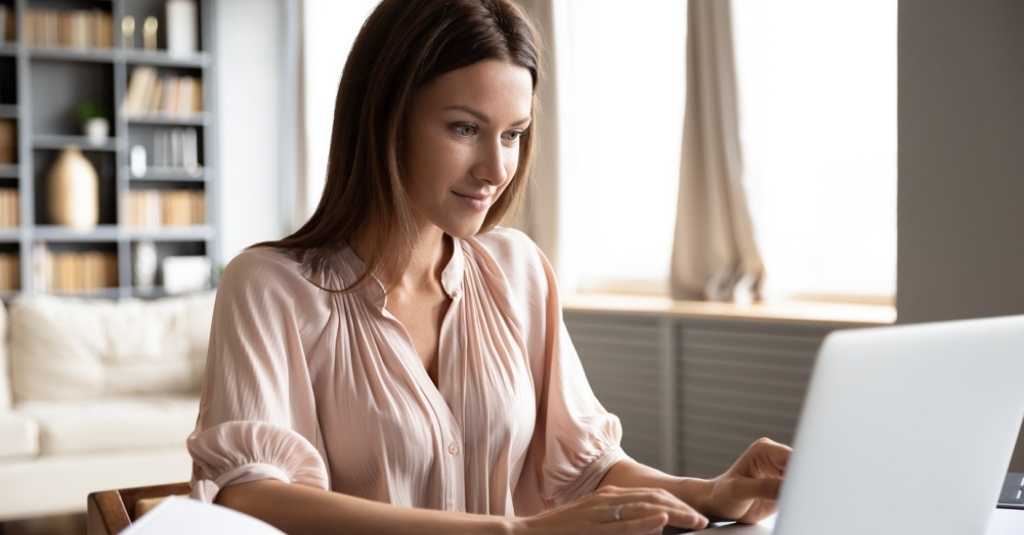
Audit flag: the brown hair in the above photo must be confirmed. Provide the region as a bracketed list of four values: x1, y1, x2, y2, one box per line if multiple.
[253, 0, 543, 292]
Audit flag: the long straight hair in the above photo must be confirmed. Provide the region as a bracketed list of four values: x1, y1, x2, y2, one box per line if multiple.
[254, 0, 543, 292]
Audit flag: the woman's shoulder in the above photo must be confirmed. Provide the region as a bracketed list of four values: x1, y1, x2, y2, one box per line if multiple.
[467, 226, 552, 297]
[219, 246, 311, 295]
[471, 226, 540, 260]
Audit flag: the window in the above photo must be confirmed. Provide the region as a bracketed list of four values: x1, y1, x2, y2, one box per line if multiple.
[732, 0, 897, 302]
[554, 0, 687, 295]
[301, 0, 380, 221]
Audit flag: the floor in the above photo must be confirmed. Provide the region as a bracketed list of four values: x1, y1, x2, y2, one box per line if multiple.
[0, 514, 86, 535]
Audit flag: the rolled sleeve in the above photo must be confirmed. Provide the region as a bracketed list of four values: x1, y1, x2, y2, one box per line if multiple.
[188, 420, 329, 501]
[187, 249, 328, 502]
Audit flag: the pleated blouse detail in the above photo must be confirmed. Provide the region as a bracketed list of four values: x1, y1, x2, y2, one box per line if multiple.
[186, 227, 628, 517]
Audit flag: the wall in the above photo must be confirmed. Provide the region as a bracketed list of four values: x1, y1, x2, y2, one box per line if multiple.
[213, 0, 290, 265]
[898, 0, 1024, 470]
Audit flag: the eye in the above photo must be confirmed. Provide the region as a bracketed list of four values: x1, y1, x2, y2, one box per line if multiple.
[451, 123, 478, 137]
[503, 130, 526, 143]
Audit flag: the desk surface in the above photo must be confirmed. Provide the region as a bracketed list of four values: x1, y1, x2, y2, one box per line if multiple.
[681, 509, 1022, 534]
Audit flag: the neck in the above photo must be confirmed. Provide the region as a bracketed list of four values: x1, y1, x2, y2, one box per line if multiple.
[351, 219, 451, 294]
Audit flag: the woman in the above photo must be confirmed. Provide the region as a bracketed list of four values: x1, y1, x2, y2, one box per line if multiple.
[187, 0, 791, 533]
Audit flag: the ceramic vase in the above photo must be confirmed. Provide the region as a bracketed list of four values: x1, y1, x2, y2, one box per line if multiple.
[83, 118, 109, 146]
[47, 146, 99, 229]
[134, 240, 158, 290]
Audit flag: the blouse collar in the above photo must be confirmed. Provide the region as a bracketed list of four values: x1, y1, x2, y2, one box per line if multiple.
[338, 235, 464, 311]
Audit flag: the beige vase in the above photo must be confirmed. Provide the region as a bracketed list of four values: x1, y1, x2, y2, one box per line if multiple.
[48, 146, 99, 229]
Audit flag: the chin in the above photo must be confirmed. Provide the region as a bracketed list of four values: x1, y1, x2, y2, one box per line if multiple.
[440, 218, 486, 239]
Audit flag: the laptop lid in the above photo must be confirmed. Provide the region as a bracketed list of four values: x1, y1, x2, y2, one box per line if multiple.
[773, 315, 1024, 535]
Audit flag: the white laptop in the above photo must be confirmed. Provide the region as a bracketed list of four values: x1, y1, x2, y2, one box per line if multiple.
[683, 315, 1024, 535]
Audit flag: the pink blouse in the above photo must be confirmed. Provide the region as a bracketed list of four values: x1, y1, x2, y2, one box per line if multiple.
[186, 227, 628, 517]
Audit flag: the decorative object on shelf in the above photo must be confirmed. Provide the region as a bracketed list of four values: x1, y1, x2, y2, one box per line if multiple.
[77, 101, 109, 146]
[46, 146, 98, 229]
[143, 16, 159, 51]
[0, 120, 14, 164]
[167, 0, 199, 57]
[162, 255, 210, 295]
[134, 240, 158, 291]
[121, 15, 136, 49]
[131, 145, 148, 178]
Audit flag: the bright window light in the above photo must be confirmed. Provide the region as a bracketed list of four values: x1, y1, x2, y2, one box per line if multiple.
[733, 0, 897, 302]
[302, 0, 380, 221]
[555, 0, 687, 295]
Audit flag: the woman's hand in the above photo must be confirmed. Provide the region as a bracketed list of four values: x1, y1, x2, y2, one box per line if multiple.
[512, 485, 709, 535]
[703, 437, 792, 524]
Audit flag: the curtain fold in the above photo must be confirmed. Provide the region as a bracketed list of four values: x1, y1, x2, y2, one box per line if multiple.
[670, 0, 764, 302]
[508, 0, 562, 274]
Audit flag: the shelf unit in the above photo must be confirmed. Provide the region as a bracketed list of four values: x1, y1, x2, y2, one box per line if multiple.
[0, 0, 219, 299]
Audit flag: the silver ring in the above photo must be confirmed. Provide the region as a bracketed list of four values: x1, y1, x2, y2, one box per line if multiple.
[611, 504, 624, 522]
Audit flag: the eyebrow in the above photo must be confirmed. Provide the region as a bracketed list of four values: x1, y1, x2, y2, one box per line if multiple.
[443, 105, 532, 127]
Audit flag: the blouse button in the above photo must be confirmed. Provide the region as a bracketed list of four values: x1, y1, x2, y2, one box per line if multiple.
[448, 442, 460, 456]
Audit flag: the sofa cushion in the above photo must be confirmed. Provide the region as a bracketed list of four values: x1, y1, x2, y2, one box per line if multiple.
[8, 292, 214, 402]
[16, 397, 199, 455]
[0, 411, 39, 459]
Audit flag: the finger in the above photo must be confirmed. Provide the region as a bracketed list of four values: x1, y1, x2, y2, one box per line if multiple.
[754, 438, 792, 473]
[723, 476, 783, 501]
[624, 502, 708, 530]
[594, 512, 667, 535]
[600, 487, 695, 510]
[739, 499, 779, 524]
[590, 487, 709, 527]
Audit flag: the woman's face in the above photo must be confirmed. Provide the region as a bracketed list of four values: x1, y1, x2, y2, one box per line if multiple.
[402, 59, 533, 239]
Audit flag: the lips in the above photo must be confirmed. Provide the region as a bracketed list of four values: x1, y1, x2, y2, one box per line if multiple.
[453, 190, 493, 211]
[453, 191, 491, 201]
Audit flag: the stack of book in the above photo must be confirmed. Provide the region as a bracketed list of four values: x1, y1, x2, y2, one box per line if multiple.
[0, 188, 18, 227]
[0, 253, 19, 291]
[124, 67, 203, 117]
[32, 246, 117, 292]
[151, 128, 201, 171]
[24, 9, 114, 49]
[126, 190, 205, 228]
[0, 120, 14, 165]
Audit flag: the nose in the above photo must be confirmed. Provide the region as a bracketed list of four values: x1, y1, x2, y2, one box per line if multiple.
[470, 137, 512, 186]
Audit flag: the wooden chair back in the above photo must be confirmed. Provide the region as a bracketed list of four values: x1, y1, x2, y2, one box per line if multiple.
[86, 482, 191, 535]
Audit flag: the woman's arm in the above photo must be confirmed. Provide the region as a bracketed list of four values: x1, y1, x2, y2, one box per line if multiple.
[597, 437, 792, 523]
[597, 458, 714, 513]
[217, 480, 513, 535]
[219, 479, 702, 534]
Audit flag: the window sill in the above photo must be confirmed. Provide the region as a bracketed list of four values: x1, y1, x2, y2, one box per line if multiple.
[562, 292, 896, 328]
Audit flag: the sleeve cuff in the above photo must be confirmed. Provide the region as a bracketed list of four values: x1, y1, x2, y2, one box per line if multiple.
[546, 444, 632, 507]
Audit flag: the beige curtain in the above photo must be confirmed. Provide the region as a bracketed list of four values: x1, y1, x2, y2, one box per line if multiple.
[507, 0, 562, 273]
[670, 0, 764, 302]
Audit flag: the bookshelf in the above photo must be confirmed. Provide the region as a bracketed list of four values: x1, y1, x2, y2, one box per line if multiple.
[0, 0, 218, 299]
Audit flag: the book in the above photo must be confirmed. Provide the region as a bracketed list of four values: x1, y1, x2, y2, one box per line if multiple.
[0, 120, 14, 164]
[24, 9, 112, 49]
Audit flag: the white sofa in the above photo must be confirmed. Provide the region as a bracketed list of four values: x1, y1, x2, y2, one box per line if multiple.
[0, 292, 215, 521]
